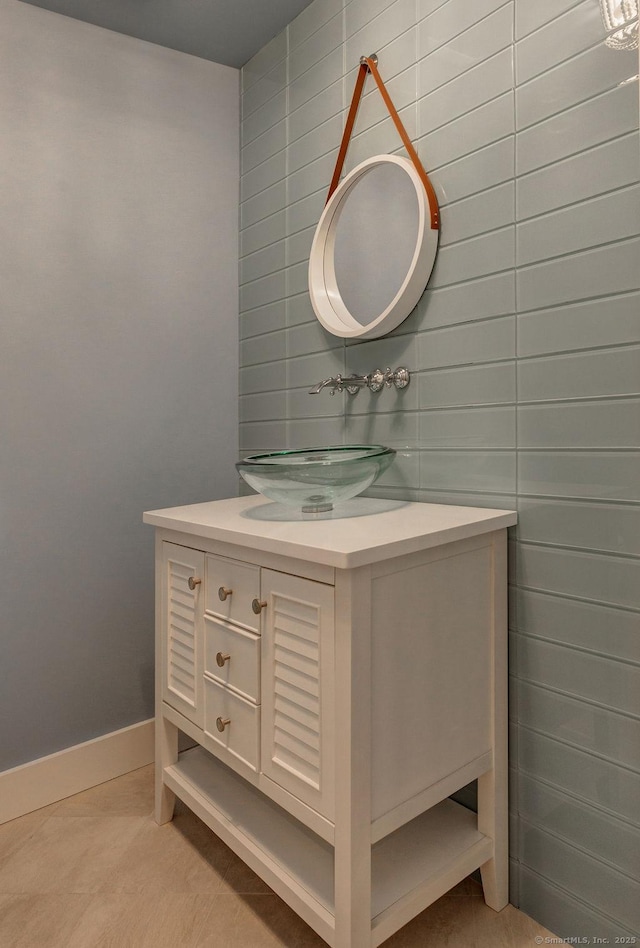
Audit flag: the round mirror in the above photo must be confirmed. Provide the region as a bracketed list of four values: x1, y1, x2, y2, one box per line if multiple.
[308, 155, 439, 339]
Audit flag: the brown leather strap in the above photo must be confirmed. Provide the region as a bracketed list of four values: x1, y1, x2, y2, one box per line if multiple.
[326, 61, 368, 206]
[325, 57, 440, 231]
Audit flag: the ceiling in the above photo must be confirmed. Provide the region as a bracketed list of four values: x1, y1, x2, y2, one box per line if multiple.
[19, 0, 317, 68]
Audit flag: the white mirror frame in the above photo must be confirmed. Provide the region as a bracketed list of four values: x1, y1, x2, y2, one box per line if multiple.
[308, 155, 439, 340]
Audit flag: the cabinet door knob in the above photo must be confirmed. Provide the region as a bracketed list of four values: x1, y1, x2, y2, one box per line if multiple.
[218, 586, 233, 601]
[252, 598, 267, 615]
[216, 716, 231, 732]
[187, 576, 202, 590]
[215, 652, 230, 667]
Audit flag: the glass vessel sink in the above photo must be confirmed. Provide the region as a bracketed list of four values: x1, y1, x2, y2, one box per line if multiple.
[236, 445, 396, 513]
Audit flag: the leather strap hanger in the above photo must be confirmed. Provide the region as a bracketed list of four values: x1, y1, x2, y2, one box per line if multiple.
[325, 55, 440, 230]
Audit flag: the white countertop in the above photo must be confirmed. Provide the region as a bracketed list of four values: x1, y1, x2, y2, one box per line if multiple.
[144, 495, 517, 569]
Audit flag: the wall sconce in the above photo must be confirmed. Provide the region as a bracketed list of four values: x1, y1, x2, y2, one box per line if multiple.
[599, 0, 638, 49]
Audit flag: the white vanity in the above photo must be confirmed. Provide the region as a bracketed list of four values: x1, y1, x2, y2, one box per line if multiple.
[143, 495, 516, 947]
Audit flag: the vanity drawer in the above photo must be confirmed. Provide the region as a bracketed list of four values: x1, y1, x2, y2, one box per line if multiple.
[204, 616, 260, 703]
[205, 554, 260, 632]
[203, 677, 260, 772]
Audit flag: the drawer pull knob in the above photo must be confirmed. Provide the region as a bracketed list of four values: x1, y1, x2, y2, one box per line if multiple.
[252, 598, 267, 615]
[216, 716, 231, 732]
[215, 652, 231, 667]
[187, 576, 201, 590]
[218, 586, 233, 601]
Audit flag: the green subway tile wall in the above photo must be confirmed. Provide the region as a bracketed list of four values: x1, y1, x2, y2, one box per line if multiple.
[239, 0, 640, 938]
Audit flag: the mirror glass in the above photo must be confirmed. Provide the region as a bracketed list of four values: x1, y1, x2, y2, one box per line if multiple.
[333, 163, 419, 326]
[309, 156, 439, 340]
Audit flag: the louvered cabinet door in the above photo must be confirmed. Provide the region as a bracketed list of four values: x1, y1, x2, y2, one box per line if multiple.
[161, 542, 205, 727]
[260, 569, 335, 821]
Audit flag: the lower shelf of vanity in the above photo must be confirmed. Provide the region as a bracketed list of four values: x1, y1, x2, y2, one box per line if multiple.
[163, 746, 494, 947]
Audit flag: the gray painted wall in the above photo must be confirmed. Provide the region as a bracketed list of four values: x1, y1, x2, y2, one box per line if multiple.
[0, 1, 239, 770]
[239, 0, 640, 939]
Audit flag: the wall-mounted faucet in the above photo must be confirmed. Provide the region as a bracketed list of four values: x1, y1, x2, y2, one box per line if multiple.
[308, 367, 410, 396]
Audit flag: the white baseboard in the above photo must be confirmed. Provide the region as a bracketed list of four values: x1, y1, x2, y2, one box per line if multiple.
[0, 719, 155, 825]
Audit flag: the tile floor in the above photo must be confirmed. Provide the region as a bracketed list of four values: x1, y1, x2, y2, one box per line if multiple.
[0, 765, 557, 947]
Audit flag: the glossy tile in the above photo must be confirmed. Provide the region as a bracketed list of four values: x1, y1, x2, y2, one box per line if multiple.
[289, 79, 343, 144]
[419, 48, 513, 135]
[242, 90, 287, 148]
[516, 543, 640, 609]
[515, 0, 583, 40]
[417, 316, 515, 368]
[419, 362, 516, 408]
[241, 151, 287, 204]
[515, 632, 640, 716]
[419, 406, 516, 448]
[240, 329, 287, 367]
[517, 133, 639, 221]
[518, 346, 640, 402]
[516, 82, 639, 175]
[515, 0, 603, 85]
[346, 0, 414, 41]
[239, 421, 287, 453]
[516, 43, 638, 132]
[412, 272, 516, 332]
[352, 66, 417, 138]
[518, 773, 640, 879]
[518, 238, 640, 312]
[289, 12, 343, 83]
[241, 209, 287, 258]
[285, 224, 314, 268]
[287, 150, 335, 205]
[289, 46, 343, 113]
[289, 0, 342, 52]
[419, 450, 516, 493]
[239, 300, 286, 340]
[418, 0, 512, 57]
[516, 292, 640, 356]
[344, 105, 417, 171]
[239, 360, 288, 395]
[520, 823, 640, 934]
[344, 407, 419, 446]
[419, 5, 513, 97]
[346, 23, 416, 89]
[242, 60, 287, 122]
[286, 348, 344, 389]
[239, 269, 286, 313]
[516, 186, 640, 267]
[242, 31, 288, 94]
[517, 450, 640, 502]
[431, 227, 515, 289]
[433, 138, 514, 206]
[288, 114, 343, 177]
[240, 391, 288, 424]
[421, 92, 514, 172]
[241, 179, 286, 231]
[240, 240, 286, 285]
[519, 866, 637, 944]
[440, 180, 515, 247]
[242, 120, 286, 176]
[513, 588, 640, 664]
[517, 398, 640, 448]
[518, 728, 640, 823]
[517, 681, 640, 772]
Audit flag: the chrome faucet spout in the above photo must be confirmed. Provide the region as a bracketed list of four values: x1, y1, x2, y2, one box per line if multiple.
[308, 377, 336, 394]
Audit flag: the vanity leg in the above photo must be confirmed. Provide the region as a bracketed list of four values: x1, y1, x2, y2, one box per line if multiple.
[155, 715, 178, 825]
[478, 530, 509, 911]
[334, 568, 373, 947]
